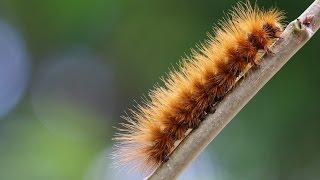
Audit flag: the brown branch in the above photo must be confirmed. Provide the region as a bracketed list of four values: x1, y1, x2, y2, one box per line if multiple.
[148, 0, 320, 179]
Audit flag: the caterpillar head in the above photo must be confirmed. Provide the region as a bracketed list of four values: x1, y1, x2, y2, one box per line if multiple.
[262, 22, 283, 39]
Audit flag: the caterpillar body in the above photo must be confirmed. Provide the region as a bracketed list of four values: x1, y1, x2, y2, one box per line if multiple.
[112, 1, 285, 174]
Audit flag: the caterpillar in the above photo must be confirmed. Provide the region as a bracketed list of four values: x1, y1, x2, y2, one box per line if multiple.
[112, 1, 285, 174]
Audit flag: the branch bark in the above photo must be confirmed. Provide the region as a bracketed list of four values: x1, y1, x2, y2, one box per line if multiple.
[148, 0, 320, 179]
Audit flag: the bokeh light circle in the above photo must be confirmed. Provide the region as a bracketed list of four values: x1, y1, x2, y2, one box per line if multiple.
[0, 20, 30, 118]
[31, 50, 114, 141]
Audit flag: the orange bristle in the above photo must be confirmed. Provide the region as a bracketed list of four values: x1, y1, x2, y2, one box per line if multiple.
[112, 1, 285, 174]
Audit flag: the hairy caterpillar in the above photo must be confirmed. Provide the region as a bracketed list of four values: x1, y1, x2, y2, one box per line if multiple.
[112, 1, 285, 174]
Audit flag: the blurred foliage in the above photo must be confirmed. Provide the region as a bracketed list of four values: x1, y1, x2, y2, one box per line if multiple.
[0, 118, 95, 180]
[0, 0, 319, 179]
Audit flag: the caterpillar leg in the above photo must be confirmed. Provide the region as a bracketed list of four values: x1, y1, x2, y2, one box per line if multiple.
[163, 154, 170, 162]
[189, 119, 202, 129]
[265, 47, 276, 55]
[205, 102, 217, 114]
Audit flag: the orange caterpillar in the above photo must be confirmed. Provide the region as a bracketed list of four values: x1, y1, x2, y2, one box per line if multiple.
[112, 1, 285, 174]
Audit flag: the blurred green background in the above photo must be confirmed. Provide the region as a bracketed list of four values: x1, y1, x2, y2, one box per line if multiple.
[0, 0, 319, 179]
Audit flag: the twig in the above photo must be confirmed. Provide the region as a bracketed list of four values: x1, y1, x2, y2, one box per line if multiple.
[148, 0, 320, 179]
